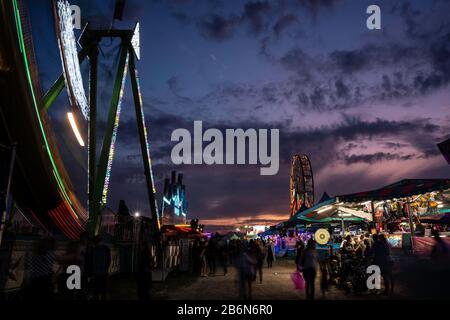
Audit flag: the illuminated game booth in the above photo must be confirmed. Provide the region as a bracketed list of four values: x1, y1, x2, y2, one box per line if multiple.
[272, 179, 450, 255]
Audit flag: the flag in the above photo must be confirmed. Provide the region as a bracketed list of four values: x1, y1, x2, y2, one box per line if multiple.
[438, 138, 450, 164]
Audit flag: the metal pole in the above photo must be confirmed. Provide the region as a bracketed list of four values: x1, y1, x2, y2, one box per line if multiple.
[128, 50, 160, 235]
[0, 144, 16, 246]
[406, 197, 415, 252]
[89, 44, 129, 237]
[88, 44, 98, 223]
[371, 200, 376, 232]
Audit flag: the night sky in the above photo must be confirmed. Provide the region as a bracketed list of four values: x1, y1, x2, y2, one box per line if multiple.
[27, 0, 450, 232]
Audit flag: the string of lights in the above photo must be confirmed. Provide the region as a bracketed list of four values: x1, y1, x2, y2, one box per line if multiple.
[101, 53, 130, 204]
[55, 0, 89, 119]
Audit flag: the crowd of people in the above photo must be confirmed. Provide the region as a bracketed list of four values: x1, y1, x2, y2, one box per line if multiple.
[18, 223, 448, 301]
[292, 232, 396, 300]
[191, 234, 276, 299]
[24, 233, 114, 300]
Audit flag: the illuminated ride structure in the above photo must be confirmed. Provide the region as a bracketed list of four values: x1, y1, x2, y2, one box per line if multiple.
[161, 171, 188, 226]
[289, 154, 314, 217]
[0, 0, 159, 240]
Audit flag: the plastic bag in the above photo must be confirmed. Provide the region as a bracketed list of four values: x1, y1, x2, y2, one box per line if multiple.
[291, 271, 305, 291]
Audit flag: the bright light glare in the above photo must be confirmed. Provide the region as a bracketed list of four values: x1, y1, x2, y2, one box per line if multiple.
[67, 112, 85, 147]
[317, 205, 333, 213]
[131, 22, 140, 60]
[56, 0, 89, 119]
[135, 212, 140, 217]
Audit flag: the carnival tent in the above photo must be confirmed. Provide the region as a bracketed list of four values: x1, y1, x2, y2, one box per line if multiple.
[289, 197, 369, 224]
[337, 179, 450, 202]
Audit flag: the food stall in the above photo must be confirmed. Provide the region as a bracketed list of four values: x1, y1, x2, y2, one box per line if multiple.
[336, 179, 450, 252]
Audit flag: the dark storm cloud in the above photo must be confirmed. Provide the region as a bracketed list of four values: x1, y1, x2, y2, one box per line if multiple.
[197, 14, 241, 41]
[170, 0, 342, 44]
[294, 0, 340, 17]
[273, 14, 298, 36]
[260, 27, 450, 112]
[383, 142, 409, 150]
[242, 1, 271, 35]
[191, 0, 340, 42]
[196, 0, 273, 41]
[334, 79, 350, 99]
[167, 76, 181, 95]
[171, 11, 192, 25]
[278, 116, 441, 166]
[342, 153, 415, 165]
[279, 48, 313, 73]
[394, 0, 450, 41]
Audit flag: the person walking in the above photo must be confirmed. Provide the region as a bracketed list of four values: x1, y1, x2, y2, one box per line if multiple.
[199, 239, 207, 277]
[206, 237, 217, 276]
[254, 239, 266, 283]
[372, 234, 393, 295]
[295, 239, 305, 271]
[91, 235, 111, 300]
[26, 237, 56, 300]
[266, 240, 275, 268]
[136, 240, 152, 300]
[237, 248, 256, 300]
[218, 240, 229, 276]
[299, 238, 319, 300]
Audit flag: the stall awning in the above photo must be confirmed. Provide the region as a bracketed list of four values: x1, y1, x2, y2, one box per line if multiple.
[337, 179, 450, 202]
[291, 198, 369, 224]
[420, 212, 450, 224]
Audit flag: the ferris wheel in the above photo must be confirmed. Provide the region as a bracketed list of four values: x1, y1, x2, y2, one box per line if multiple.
[289, 154, 315, 217]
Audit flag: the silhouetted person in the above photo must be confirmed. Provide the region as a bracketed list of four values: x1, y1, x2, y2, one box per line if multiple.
[91, 235, 111, 300]
[192, 239, 200, 275]
[136, 241, 152, 300]
[237, 249, 256, 300]
[253, 239, 266, 283]
[199, 239, 207, 277]
[431, 228, 449, 260]
[266, 240, 275, 268]
[320, 261, 329, 298]
[26, 237, 56, 300]
[373, 234, 393, 295]
[299, 239, 319, 300]
[118, 200, 130, 217]
[295, 239, 305, 271]
[206, 237, 217, 275]
[218, 240, 229, 275]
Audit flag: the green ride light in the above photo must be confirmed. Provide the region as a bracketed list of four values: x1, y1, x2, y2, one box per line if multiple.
[13, 0, 76, 211]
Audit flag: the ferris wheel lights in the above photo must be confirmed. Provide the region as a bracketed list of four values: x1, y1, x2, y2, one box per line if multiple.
[54, 0, 89, 119]
[67, 112, 85, 147]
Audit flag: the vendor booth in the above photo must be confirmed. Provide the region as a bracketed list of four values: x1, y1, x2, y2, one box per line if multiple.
[262, 179, 450, 254]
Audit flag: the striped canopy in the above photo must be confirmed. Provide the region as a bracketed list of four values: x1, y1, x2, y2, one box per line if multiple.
[337, 179, 450, 202]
